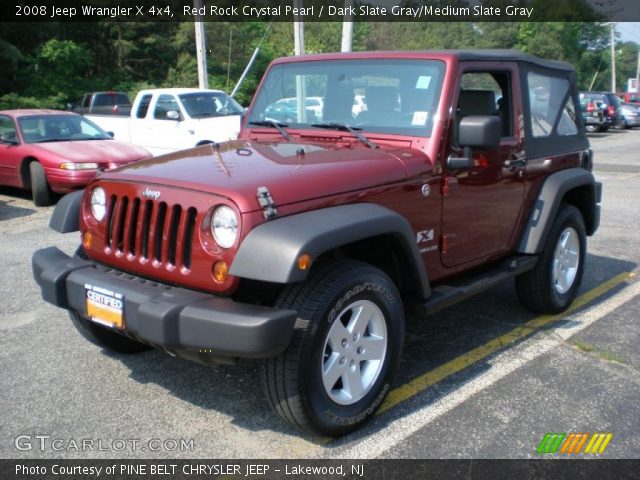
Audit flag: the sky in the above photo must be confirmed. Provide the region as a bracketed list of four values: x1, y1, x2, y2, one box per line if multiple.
[617, 23, 640, 43]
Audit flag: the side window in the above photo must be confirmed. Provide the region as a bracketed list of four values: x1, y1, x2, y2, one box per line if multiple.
[0, 116, 18, 142]
[527, 71, 578, 137]
[558, 96, 578, 136]
[457, 71, 513, 138]
[82, 95, 91, 108]
[136, 94, 153, 119]
[153, 94, 180, 120]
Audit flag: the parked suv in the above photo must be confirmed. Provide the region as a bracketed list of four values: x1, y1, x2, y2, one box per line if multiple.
[580, 91, 624, 130]
[33, 50, 601, 436]
[579, 97, 607, 133]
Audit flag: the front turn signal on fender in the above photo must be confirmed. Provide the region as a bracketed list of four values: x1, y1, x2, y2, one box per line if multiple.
[297, 253, 312, 271]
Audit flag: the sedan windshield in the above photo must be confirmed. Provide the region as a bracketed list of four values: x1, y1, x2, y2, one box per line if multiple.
[179, 92, 244, 118]
[18, 115, 111, 143]
[248, 58, 445, 137]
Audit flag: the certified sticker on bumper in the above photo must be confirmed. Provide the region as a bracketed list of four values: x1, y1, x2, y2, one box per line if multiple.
[85, 284, 124, 329]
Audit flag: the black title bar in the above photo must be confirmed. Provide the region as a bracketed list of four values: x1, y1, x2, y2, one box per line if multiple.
[3, 0, 640, 22]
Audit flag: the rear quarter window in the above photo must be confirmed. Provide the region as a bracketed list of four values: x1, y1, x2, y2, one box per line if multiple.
[527, 71, 579, 137]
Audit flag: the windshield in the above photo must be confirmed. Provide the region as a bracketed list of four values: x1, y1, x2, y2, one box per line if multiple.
[178, 92, 244, 118]
[248, 58, 445, 137]
[18, 115, 111, 143]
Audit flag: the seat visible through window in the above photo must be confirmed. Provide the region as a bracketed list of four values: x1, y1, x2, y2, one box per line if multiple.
[358, 86, 400, 124]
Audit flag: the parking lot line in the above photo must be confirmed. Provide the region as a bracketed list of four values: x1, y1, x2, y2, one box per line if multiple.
[335, 272, 638, 459]
[378, 271, 636, 415]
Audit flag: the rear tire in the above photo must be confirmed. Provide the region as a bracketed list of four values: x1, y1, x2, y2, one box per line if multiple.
[516, 204, 586, 314]
[29, 161, 52, 206]
[263, 260, 404, 436]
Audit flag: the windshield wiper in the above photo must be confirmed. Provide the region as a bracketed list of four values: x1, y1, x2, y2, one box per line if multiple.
[310, 122, 377, 149]
[37, 138, 69, 143]
[249, 120, 291, 142]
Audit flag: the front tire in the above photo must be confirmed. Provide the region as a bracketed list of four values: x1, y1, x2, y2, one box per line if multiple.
[263, 260, 404, 436]
[516, 204, 586, 314]
[29, 161, 52, 206]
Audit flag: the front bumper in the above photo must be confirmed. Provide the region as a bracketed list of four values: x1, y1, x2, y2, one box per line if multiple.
[45, 168, 98, 193]
[32, 247, 297, 358]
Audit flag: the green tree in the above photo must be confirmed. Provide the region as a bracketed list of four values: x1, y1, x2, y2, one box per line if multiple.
[25, 39, 92, 103]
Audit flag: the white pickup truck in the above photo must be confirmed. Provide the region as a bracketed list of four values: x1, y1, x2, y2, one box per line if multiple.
[86, 88, 244, 156]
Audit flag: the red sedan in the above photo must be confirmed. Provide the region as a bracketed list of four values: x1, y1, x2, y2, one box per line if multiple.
[0, 109, 150, 205]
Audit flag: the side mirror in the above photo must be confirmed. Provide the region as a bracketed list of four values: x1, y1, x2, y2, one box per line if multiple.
[66, 103, 73, 111]
[106, 131, 114, 138]
[447, 116, 501, 170]
[166, 110, 181, 121]
[458, 115, 501, 149]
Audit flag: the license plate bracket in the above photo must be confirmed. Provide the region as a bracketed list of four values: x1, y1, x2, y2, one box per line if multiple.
[85, 284, 125, 329]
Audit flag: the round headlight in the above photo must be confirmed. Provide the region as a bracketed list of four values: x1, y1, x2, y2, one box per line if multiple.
[90, 187, 107, 222]
[211, 205, 238, 249]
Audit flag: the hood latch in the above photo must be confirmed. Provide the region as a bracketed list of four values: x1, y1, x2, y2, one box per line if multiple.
[257, 186, 278, 220]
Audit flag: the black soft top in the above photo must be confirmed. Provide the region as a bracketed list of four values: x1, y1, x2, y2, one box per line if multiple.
[448, 49, 575, 72]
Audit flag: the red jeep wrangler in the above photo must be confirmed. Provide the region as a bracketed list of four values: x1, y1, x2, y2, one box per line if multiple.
[33, 50, 601, 436]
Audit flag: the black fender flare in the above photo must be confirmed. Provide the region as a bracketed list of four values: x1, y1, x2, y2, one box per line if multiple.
[229, 203, 431, 299]
[49, 190, 84, 233]
[517, 168, 602, 254]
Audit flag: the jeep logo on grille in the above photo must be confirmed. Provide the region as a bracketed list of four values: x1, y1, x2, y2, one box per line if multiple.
[142, 188, 161, 200]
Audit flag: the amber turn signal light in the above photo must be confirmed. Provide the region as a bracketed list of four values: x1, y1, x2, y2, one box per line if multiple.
[297, 253, 312, 271]
[212, 261, 229, 283]
[82, 231, 93, 250]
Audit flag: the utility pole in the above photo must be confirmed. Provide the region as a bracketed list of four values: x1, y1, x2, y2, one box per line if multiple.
[194, 0, 208, 89]
[610, 23, 616, 93]
[341, 0, 353, 52]
[293, 0, 305, 121]
[293, 0, 305, 56]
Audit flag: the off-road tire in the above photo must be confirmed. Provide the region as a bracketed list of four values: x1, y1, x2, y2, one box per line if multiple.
[263, 260, 404, 436]
[69, 247, 150, 354]
[516, 204, 586, 314]
[29, 161, 52, 206]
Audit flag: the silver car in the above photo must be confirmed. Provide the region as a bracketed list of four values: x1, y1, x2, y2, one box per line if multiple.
[620, 102, 640, 129]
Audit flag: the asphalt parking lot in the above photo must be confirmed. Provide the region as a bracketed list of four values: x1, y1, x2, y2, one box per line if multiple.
[1, 128, 639, 460]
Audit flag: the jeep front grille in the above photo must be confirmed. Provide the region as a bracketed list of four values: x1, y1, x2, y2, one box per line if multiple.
[105, 194, 198, 271]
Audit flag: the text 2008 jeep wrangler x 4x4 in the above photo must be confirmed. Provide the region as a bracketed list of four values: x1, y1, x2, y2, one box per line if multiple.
[33, 50, 601, 436]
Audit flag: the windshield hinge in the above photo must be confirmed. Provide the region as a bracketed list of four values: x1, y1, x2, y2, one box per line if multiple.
[257, 186, 278, 219]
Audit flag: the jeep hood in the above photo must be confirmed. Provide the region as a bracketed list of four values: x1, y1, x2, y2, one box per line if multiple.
[98, 139, 422, 213]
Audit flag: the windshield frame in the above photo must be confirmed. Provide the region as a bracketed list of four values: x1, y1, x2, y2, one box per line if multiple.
[247, 58, 446, 138]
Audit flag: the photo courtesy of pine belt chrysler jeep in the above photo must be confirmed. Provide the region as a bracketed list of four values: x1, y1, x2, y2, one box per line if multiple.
[32, 50, 601, 437]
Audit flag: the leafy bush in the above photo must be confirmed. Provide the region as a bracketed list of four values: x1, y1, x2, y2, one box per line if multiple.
[0, 93, 67, 110]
